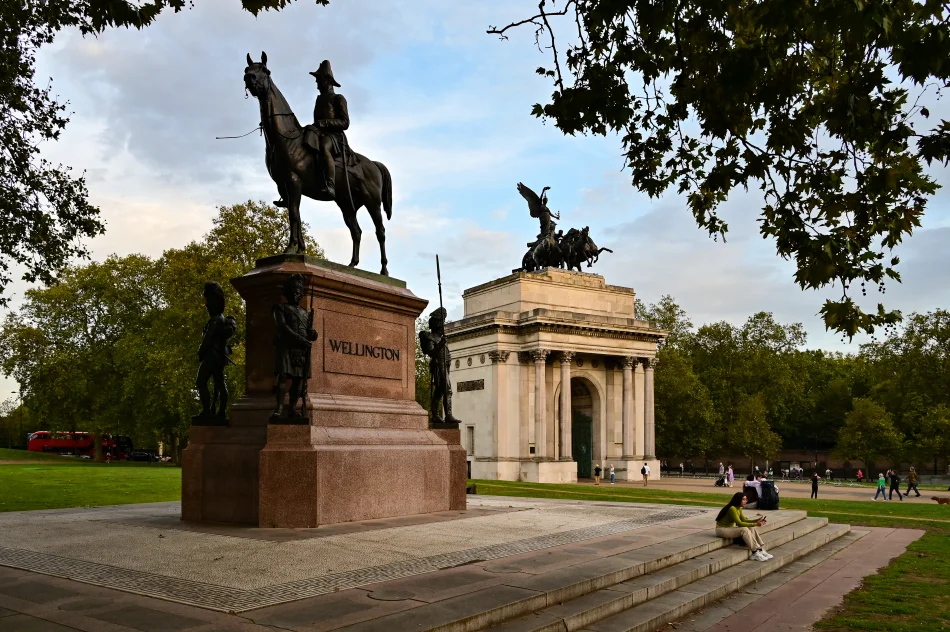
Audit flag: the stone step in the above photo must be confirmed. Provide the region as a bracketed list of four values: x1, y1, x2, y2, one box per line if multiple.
[335, 511, 814, 632]
[660, 529, 870, 632]
[577, 523, 851, 632]
[483, 517, 836, 632]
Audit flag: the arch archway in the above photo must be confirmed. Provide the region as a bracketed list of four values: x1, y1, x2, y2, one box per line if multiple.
[571, 378, 594, 478]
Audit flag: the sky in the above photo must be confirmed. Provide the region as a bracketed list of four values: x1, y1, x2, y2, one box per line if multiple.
[4, 0, 950, 397]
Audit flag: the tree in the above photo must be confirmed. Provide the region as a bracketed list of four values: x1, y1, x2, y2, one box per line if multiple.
[914, 404, 950, 475]
[637, 295, 693, 348]
[0, 0, 318, 303]
[834, 397, 904, 472]
[0, 200, 323, 458]
[489, 0, 950, 338]
[727, 393, 782, 474]
[654, 348, 719, 461]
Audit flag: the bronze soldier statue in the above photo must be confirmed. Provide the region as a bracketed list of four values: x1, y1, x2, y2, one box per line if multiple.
[273, 274, 318, 418]
[419, 307, 461, 425]
[303, 60, 349, 200]
[194, 282, 237, 423]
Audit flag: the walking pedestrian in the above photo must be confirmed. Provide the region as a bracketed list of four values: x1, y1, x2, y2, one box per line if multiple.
[593, 464, 602, 486]
[905, 467, 921, 497]
[609, 464, 615, 484]
[641, 462, 651, 487]
[718, 462, 725, 477]
[874, 472, 888, 501]
[727, 465, 735, 487]
[811, 471, 821, 498]
[679, 462, 684, 477]
[888, 469, 903, 501]
[856, 469, 863, 483]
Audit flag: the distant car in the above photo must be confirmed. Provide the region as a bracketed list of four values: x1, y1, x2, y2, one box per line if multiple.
[127, 451, 157, 462]
[79, 454, 92, 459]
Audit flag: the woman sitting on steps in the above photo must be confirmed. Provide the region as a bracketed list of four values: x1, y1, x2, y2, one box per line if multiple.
[715, 492, 772, 562]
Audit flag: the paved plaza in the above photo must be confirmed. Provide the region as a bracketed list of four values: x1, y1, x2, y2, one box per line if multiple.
[0, 496, 922, 632]
[0, 497, 703, 612]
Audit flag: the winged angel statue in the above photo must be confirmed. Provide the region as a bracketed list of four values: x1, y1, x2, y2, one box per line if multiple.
[516, 183, 612, 272]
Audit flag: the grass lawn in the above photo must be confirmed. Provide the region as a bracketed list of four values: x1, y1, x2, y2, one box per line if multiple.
[474, 480, 950, 632]
[0, 455, 181, 512]
[0, 447, 80, 461]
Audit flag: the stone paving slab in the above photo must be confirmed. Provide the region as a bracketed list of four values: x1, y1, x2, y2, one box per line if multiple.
[0, 498, 706, 612]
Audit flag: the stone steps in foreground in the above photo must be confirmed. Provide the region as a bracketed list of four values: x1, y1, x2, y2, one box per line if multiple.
[575, 523, 852, 632]
[337, 511, 829, 632]
[484, 518, 846, 632]
[659, 529, 870, 632]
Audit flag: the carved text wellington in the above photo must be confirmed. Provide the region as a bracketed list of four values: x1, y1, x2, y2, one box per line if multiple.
[328, 339, 401, 361]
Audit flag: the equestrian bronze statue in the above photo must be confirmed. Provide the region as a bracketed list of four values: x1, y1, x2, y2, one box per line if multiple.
[244, 53, 394, 275]
[516, 183, 612, 272]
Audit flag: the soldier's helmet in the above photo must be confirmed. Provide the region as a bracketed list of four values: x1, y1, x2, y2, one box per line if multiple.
[429, 307, 447, 327]
[203, 281, 225, 314]
[283, 273, 306, 302]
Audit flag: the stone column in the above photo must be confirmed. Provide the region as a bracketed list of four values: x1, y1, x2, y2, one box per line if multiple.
[531, 349, 549, 458]
[620, 356, 636, 459]
[489, 350, 511, 462]
[558, 352, 575, 461]
[644, 357, 657, 458]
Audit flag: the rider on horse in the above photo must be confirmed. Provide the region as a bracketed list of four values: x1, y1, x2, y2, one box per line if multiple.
[304, 60, 349, 200]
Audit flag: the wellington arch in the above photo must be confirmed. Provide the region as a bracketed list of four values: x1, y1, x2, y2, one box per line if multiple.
[446, 267, 666, 483]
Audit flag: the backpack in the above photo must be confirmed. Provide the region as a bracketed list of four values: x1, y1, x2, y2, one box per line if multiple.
[641, 466, 647, 475]
[758, 480, 779, 510]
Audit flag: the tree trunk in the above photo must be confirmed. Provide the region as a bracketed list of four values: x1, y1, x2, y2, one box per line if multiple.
[173, 435, 181, 465]
[94, 432, 103, 462]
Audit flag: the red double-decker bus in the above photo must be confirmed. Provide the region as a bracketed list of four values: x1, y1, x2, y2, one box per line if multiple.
[27, 431, 132, 459]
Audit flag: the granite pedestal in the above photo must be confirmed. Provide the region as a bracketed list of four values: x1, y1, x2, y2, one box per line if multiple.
[183, 256, 466, 527]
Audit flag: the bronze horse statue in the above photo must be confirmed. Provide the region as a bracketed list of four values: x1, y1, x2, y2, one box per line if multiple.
[244, 53, 393, 275]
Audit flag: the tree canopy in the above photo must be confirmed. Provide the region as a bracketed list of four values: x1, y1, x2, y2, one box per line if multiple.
[490, 0, 950, 338]
[0, 200, 322, 458]
[643, 296, 950, 473]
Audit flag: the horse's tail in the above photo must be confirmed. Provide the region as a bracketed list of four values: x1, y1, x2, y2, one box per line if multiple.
[374, 161, 392, 220]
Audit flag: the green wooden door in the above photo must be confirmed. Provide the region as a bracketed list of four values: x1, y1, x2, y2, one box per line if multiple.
[572, 413, 593, 478]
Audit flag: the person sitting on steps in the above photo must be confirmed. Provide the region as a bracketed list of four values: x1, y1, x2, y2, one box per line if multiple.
[715, 492, 772, 562]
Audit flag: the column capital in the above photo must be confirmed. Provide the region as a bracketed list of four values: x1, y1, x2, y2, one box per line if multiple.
[642, 357, 659, 370]
[558, 351, 576, 364]
[488, 350, 511, 364]
[517, 351, 532, 364]
[619, 356, 637, 369]
[530, 349, 549, 363]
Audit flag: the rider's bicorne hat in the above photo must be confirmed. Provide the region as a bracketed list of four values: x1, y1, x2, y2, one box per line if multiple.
[309, 60, 341, 87]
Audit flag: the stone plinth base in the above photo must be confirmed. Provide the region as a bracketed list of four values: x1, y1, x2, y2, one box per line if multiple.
[612, 458, 661, 481]
[259, 423, 464, 528]
[182, 255, 466, 528]
[520, 459, 578, 483]
[181, 423, 267, 524]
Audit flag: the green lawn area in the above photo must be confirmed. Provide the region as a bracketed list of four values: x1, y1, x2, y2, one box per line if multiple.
[0, 455, 181, 512]
[0, 447, 78, 461]
[473, 479, 950, 632]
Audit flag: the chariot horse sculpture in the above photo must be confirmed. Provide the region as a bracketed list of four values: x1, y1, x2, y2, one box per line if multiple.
[244, 53, 393, 275]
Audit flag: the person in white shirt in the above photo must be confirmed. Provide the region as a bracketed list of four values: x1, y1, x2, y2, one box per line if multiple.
[641, 462, 651, 487]
[743, 474, 763, 509]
